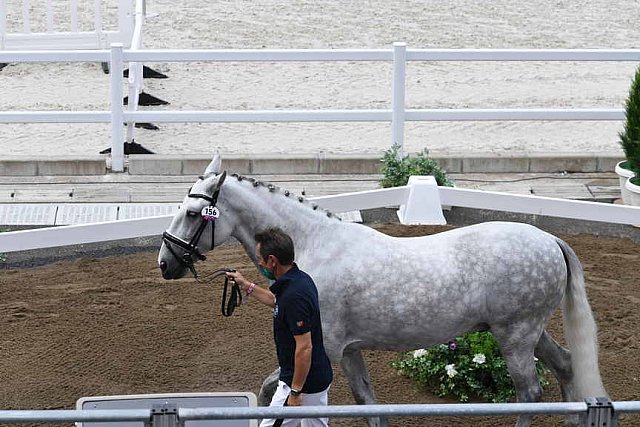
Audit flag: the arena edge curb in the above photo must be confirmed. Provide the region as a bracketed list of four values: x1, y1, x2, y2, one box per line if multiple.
[0, 153, 623, 176]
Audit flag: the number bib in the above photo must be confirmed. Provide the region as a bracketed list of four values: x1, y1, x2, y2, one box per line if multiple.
[201, 206, 220, 221]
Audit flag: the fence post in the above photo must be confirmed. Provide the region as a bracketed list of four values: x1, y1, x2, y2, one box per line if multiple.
[110, 43, 125, 172]
[392, 42, 407, 158]
[0, 0, 6, 49]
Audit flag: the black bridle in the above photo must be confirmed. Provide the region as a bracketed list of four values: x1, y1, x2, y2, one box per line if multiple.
[161, 182, 242, 317]
[162, 188, 220, 278]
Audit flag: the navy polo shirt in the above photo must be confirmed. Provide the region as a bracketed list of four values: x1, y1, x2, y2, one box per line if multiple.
[269, 264, 333, 393]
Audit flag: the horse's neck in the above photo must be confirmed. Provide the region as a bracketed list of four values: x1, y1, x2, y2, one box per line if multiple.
[226, 180, 338, 262]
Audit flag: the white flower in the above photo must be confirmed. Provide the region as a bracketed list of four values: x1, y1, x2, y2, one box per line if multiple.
[472, 353, 486, 365]
[445, 364, 457, 378]
[413, 349, 428, 358]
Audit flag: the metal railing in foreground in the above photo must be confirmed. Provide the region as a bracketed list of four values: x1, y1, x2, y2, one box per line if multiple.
[0, 399, 638, 426]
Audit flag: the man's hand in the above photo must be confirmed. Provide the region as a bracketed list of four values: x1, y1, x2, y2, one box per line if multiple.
[288, 393, 303, 407]
[226, 270, 250, 292]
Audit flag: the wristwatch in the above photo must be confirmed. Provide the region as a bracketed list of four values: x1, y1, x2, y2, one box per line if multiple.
[290, 388, 302, 396]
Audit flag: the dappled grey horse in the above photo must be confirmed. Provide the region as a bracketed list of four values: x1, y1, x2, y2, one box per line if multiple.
[158, 155, 608, 427]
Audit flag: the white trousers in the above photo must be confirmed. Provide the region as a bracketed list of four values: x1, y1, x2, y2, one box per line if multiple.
[259, 381, 330, 427]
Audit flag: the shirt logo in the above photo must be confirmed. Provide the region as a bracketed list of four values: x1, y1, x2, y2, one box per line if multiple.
[296, 320, 304, 327]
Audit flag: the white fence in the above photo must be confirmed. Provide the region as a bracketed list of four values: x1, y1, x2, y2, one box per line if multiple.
[0, 0, 134, 50]
[1, 181, 639, 253]
[0, 45, 638, 172]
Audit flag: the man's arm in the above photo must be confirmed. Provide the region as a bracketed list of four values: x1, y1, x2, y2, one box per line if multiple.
[226, 271, 275, 308]
[289, 331, 312, 406]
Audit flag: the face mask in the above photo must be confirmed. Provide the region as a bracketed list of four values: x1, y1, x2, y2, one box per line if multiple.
[258, 265, 276, 280]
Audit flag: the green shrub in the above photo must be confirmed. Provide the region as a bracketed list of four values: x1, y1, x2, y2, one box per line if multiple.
[619, 65, 640, 175]
[392, 332, 548, 403]
[380, 145, 454, 188]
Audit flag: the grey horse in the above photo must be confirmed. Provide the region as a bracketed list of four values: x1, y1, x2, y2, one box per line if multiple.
[158, 155, 608, 427]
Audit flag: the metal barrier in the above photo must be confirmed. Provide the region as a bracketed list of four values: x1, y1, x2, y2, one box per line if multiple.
[0, 45, 638, 172]
[1, 399, 639, 426]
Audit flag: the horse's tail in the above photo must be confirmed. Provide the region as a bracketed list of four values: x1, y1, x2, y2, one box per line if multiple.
[556, 238, 608, 399]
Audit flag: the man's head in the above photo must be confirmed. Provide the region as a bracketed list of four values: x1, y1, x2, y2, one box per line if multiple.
[255, 228, 295, 280]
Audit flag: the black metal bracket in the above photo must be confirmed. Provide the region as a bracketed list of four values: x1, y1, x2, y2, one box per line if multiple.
[145, 403, 182, 427]
[583, 397, 616, 427]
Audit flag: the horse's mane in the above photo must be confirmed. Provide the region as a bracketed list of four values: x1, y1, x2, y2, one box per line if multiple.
[228, 173, 341, 221]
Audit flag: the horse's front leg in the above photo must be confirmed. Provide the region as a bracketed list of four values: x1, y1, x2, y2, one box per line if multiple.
[340, 347, 388, 427]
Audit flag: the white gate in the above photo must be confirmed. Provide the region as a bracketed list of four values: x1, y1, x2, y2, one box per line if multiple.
[0, 0, 134, 50]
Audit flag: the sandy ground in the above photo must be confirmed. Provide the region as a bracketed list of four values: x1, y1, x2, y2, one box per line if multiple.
[1, 224, 639, 426]
[0, 1, 638, 158]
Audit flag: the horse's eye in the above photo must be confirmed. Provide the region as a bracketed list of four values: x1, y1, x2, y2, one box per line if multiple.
[186, 210, 198, 217]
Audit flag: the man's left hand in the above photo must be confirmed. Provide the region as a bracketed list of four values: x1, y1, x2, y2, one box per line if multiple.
[288, 394, 303, 406]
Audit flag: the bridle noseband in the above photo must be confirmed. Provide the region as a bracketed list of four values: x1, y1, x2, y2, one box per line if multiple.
[162, 187, 220, 279]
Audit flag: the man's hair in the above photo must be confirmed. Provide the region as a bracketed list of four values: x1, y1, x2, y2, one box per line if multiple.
[255, 227, 295, 265]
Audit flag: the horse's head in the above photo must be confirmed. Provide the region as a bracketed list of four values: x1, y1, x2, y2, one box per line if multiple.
[158, 155, 234, 279]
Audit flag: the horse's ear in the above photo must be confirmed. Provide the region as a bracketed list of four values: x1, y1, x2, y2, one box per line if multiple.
[217, 171, 227, 188]
[204, 155, 221, 175]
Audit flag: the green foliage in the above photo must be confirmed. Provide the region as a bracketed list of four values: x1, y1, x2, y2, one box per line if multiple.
[392, 332, 548, 403]
[619, 65, 640, 175]
[380, 145, 454, 188]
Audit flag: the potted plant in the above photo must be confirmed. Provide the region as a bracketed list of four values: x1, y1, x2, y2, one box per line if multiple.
[380, 145, 454, 188]
[617, 65, 640, 205]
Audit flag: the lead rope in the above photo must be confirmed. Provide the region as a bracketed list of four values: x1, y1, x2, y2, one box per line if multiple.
[195, 268, 242, 317]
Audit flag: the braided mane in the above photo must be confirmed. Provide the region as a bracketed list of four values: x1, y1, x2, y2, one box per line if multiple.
[229, 173, 340, 221]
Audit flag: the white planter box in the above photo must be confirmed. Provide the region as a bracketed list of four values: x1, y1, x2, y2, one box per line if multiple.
[624, 176, 640, 206]
[615, 161, 635, 204]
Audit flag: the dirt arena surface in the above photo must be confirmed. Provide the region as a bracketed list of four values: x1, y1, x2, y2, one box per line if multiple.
[1, 224, 639, 426]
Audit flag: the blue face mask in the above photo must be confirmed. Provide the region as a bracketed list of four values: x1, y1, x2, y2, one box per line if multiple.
[258, 265, 276, 280]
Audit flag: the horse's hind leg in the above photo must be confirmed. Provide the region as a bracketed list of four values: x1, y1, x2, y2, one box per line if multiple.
[340, 346, 387, 427]
[492, 323, 544, 427]
[535, 330, 575, 401]
[535, 330, 579, 427]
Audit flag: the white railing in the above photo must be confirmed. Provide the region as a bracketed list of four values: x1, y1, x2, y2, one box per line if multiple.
[0, 45, 638, 172]
[0, 0, 134, 50]
[1, 182, 639, 253]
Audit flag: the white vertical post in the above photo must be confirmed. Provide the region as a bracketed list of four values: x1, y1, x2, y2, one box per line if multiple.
[118, 0, 134, 43]
[0, 0, 6, 49]
[110, 44, 125, 172]
[125, 62, 140, 143]
[22, 0, 30, 33]
[70, 0, 78, 32]
[392, 42, 407, 157]
[94, 0, 102, 33]
[45, 0, 54, 33]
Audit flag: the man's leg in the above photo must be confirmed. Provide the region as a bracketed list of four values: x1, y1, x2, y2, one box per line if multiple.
[300, 386, 330, 427]
[259, 381, 300, 427]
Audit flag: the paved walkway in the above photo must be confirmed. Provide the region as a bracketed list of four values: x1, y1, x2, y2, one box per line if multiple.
[0, 171, 621, 204]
